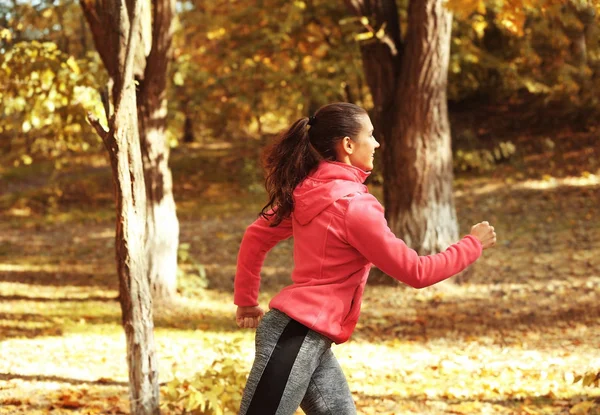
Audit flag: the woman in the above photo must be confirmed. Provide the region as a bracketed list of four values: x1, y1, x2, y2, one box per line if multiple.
[234, 102, 496, 415]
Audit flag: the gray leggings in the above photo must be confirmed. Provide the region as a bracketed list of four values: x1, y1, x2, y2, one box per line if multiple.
[238, 309, 357, 415]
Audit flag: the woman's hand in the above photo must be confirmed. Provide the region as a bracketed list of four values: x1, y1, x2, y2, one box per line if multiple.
[470, 221, 497, 250]
[236, 306, 264, 329]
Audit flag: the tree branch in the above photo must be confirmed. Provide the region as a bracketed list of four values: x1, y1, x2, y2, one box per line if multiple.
[87, 112, 108, 140]
[99, 78, 114, 123]
[343, 0, 363, 17]
[142, 0, 175, 97]
[80, 0, 120, 78]
[342, 0, 403, 58]
[114, 0, 143, 115]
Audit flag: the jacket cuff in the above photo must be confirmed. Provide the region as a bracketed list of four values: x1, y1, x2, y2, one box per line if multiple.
[462, 234, 483, 257]
[234, 291, 259, 307]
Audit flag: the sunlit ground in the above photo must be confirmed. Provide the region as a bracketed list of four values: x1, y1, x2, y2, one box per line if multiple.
[0, 280, 599, 414]
[1, 158, 600, 413]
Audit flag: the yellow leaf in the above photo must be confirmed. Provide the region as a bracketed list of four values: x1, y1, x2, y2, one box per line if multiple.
[207, 27, 226, 40]
[66, 56, 80, 75]
[476, 0, 486, 14]
[570, 401, 595, 415]
[375, 23, 387, 39]
[173, 72, 184, 86]
[22, 120, 32, 133]
[582, 372, 598, 387]
[31, 115, 41, 128]
[0, 28, 12, 41]
[472, 19, 487, 38]
[185, 390, 204, 412]
[500, 19, 519, 35]
[354, 31, 374, 41]
[21, 155, 32, 165]
[542, 174, 553, 182]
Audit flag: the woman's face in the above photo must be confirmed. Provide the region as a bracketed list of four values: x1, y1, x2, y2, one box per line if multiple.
[348, 114, 380, 171]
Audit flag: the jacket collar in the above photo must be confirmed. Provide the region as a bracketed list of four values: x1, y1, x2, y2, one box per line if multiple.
[311, 161, 371, 184]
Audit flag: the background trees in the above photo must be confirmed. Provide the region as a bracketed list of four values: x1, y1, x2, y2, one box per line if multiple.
[2, 0, 599, 284]
[1, 1, 599, 414]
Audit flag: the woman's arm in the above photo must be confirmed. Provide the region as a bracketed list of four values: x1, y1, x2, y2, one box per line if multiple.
[344, 193, 484, 288]
[234, 211, 293, 307]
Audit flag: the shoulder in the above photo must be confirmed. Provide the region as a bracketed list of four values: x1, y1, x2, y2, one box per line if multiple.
[342, 193, 389, 242]
[347, 192, 383, 212]
[342, 192, 384, 222]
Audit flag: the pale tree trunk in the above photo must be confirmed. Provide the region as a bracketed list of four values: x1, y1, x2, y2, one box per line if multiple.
[81, 0, 179, 302]
[344, 0, 458, 256]
[138, 0, 179, 302]
[85, 0, 159, 413]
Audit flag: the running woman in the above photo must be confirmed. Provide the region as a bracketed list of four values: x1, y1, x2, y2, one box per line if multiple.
[234, 102, 496, 415]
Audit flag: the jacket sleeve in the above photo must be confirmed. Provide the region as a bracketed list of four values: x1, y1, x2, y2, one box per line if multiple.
[344, 193, 482, 288]
[234, 211, 293, 306]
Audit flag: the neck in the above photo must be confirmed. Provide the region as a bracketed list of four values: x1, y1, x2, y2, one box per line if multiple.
[335, 156, 352, 166]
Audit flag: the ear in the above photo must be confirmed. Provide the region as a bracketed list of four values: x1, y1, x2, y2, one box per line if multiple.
[341, 136, 354, 155]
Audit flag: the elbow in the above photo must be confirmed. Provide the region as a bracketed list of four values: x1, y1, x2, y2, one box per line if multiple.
[391, 269, 429, 289]
[406, 268, 430, 289]
[410, 279, 429, 289]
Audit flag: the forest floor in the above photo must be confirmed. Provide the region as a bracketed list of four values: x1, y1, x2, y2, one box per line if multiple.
[0, 117, 599, 414]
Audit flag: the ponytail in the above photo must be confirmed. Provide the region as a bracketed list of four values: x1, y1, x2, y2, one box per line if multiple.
[260, 117, 322, 226]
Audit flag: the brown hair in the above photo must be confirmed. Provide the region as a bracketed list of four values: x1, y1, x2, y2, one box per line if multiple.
[261, 102, 367, 226]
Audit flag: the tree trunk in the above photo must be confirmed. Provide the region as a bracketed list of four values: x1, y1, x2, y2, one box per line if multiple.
[80, 12, 88, 52]
[386, 0, 458, 253]
[182, 111, 194, 143]
[345, 0, 458, 256]
[344, 0, 401, 150]
[81, 0, 179, 302]
[137, 0, 179, 302]
[56, 3, 70, 54]
[85, 0, 159, 413]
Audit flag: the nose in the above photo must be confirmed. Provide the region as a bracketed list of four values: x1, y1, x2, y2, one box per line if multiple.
[375, 139, 381, 148]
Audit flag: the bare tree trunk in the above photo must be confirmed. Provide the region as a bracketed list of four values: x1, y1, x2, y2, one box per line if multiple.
[182, 111, 194, 143]
[81, 0, 179, 302]
[343, 82, 355, 104]
[568, 2, 596, 66]
[345, 0, 458, 256]
[344, 0, 401, 151]
[85, 0, 159, 413]
[56, 3, 70, 54]
[80, 12, 88, 52]
[387, 0, 458, 253]
[137, 0, 179, 302]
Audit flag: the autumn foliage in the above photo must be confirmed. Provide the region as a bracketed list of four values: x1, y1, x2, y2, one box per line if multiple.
[1, 0, 600, 414]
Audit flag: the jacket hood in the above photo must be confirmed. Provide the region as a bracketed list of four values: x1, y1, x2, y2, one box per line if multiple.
[293, 161, 370, 225]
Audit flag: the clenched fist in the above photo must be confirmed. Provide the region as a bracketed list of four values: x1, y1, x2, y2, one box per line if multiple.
[236, 305, 264, 329]
[470, 221, 497, 250]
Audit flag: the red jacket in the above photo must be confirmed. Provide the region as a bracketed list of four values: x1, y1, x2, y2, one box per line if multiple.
[234, 161, 482, 344]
